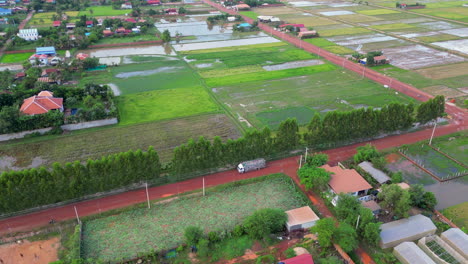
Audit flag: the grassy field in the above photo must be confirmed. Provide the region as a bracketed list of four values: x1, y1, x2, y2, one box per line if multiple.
[79, 6, 129, 16]
[357, 9, 400, 15]
[28, 12, 56, 27]
[386, 154, 438, 185]
[0, 52, 33, 63]
[212, 68, 417, 129]
[117, 87, 220, 125]
[239, 11, 259, 20]
[0, 114, 241, 168]
[81, 175, 306, 261]
[431, 131, 468, 164]
[322, 45, 355, 55]
[442, 202, 468, 229]
[416, 34, 460, 43]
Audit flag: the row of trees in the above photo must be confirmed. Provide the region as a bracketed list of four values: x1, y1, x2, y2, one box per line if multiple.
[0, 147, 161, 213]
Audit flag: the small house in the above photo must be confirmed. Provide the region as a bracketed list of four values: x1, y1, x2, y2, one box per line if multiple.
[76, 53, 89, 60]
[285, 206, 320, 232]
[36, 46, 56, 56]
[103, 29, 113, 36]
[15, 72, 25, 80]
[66, 23, 76, 30]
[17, 28, 39, 41]
[373, 55, 389, 65]
[86, 20, 93, 27]
[131, 27, 140, 33]
[52, 20, 61, 27]
[45, 0, 56, 3]
[0, 8, 11, 15]
[362, 200, 381, 216]
[0, 18, 8, 24]
[121, 2, 132, 9]
[0, 1, 7, 6]
[147, 0, 161, 5]
[237, 23, 251, 30]
[321, 164, 373, 206]
[279, 253, 314, 264]
[125, 18, 137, 23]
[165, 8, 178, 14]
[20, 91, 63, 115]
[279, 23, 305, 32]
[29, 54, 49, 65]
[298, 30, 317, 39]
[41, 68, 59, 77]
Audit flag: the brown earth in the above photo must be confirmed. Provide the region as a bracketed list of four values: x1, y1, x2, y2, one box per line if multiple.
[415, 62, 468, 80]
[385, 153, 401, 163]
[0, 237, 60, 264]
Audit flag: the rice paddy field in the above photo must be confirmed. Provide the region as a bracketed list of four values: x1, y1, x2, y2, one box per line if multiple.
[79, 6, 129, 16]
[81, 175, 306, 262]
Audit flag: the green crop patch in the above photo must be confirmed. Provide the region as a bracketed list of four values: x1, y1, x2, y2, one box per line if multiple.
[0, 53, 34, 64]
[204, 64, 337, 87]
[416, 34, 460, 43]
[117, 87, 219, 125]
[79, 6, 129, 16]
[105, 59, 202, 95]
[357, 9, 400, 15]
[322, 45, 355, 55]
[303, 38, 336, 47]
[240, 11, 259, 19]
[257, 107, 317, 129]
[180, 42, 286, 55]
[81, 175, 307, 262]
[442, 202, 468, 229]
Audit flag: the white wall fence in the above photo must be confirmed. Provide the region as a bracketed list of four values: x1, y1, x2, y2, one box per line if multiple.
[0, 118, 118, 142]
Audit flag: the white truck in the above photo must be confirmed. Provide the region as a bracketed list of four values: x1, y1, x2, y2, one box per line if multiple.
[237, 158, 266, 173]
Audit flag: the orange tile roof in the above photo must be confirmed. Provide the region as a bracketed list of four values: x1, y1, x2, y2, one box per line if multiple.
[37, 90, 53, 97]
[20, 94, 63, 115]
[286, 206, 320, 226]
[321, 164, 372, 194]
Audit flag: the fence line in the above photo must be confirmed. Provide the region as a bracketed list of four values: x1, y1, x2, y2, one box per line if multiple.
[397, 150, 443, 182]
[426, 144, 468, 169]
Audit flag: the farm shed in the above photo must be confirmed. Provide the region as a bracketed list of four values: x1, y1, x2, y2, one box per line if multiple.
[236, 4, 250, 10]
[440, 228, 468, 259]
[380, 214, 437, 249]
[0, 8, 12, 15]
[279, 253, 314, 264]
[36, 46, 56, 55]
[358, 161, 390, 184]
[285, 206, 319, 232]
[393, 242, 436, 264]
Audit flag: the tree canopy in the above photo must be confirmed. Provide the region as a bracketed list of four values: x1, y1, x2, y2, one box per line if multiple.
[243, 208, 287, 240]
[297, 166, 332, 191]
[378, 184, 411, 218]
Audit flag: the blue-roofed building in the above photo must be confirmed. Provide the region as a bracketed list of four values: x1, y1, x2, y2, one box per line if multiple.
[36, 47, 56, 55]
[0, 8, 12, 15]
[238, 23, 251, 28]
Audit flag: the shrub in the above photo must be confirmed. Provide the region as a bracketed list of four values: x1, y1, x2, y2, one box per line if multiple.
[184, 226, 204, 246]
[197, 238, 210, 257]
[284, 248, 296, 258]
[305, 153, 329, 167]
[256, 254, 275, 264]
[243, 208, 287, 239]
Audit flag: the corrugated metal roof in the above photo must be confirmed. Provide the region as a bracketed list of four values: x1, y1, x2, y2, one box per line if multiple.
[358, 161, 390, 184]
[393, 242, 436, 264]
[441, 228, 468, 258]
[380, 214, 437, 249]
[36, 46, 56, 55]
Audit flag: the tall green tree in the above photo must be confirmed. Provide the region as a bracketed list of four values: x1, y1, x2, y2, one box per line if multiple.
[243, 208, 287, 240]
[297, 166, 332, 191]
[334, 223, 358, 252]
[275, 118, 300, 152]
[311, 218, 336, 248]
[378, 184, 411, 218]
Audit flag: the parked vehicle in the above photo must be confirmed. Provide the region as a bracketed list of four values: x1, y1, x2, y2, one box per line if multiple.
[237, 158, 266, 173]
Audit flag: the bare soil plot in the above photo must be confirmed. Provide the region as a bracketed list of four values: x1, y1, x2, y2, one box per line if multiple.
[432, 39, 468, 55]
[289, 1, 327, 7]
[381, 45, 465, 70]
[357, 9, 400, 15]
[356, 39, 410, 51]
[335, 14, 382, 23]
[420, 85, 466, 98]
[253, 6, 299, 15]
[329, 33, 396, 45]
[0, 237, 60, 264]
[415, 62, 468, 80]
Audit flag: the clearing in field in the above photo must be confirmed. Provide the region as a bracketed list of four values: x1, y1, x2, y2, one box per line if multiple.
[415, 62, 468, 80]
[79, 6, 129, 16]
[116, 87, 219, 125]
[442, 202, 468, 229]
[0, 114, 241, 169]
[81, 175, 306, 262]
[212, 69, 417, 129]
[0, 237, 60, 264]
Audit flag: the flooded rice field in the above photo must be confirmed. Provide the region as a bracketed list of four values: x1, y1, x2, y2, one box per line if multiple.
[440, 28, 468, 37]
[381, 45, 465, 69]
[172, 37, 281, 51]
[262, 59, 324, 71]
[432, 39, 468, 55]
[115, 66, 184, 78]
[319, 11, 355, 16]
[89, 45, 175, 58]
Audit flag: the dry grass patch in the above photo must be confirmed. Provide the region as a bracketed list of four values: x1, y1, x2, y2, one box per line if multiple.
[420, 85, 466, 98]
[415, 62, 468, 80]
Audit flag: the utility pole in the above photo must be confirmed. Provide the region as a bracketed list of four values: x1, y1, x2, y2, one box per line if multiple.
[203, 177, 205, 196]
[299, 155, 302, 169]
[74, 206, 81, 225]
[355, 214, 360, 230]
[146, 183, 151, 209]
[429, 121, 437, 145]
[305, 147, 308, 160]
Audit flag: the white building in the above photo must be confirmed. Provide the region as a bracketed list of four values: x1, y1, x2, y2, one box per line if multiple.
[285, 206, 320, 232]
[17, 28, 39, 41]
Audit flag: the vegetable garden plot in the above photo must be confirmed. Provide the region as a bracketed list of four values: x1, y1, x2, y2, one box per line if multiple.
[401, 144, 467, 181]
[81, 176, 306, 262]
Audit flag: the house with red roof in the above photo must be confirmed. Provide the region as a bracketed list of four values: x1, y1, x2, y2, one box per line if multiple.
[321, 164, 373, 206]
[86, 20, 93, 27]
[125, 18, 137, 23]
[20, 91, 63, 115]
[147, 0, 161, 5]
[15, 72, 25, 80]
[279, 253, 314, 264]
[41, 68, 60, 77]
[76, 53, 89, 60]
[52, 20, 61, 27]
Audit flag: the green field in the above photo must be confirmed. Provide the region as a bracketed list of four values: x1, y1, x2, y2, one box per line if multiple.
[81, 175, 306, 261]
[431, 131, 468, 164]
[117, 87, 219, 125]
[0, 114, 240, 168]
[402, 144, 467, 180]
[212, 69, 417, 129]
[79, 6, 129, 16]
[442, 202, 468, 229]
[240, 11, 259, 19]
[357, 9, 400, 15]
[0, 52, 33, 64]
[416, 34, 460, 43]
